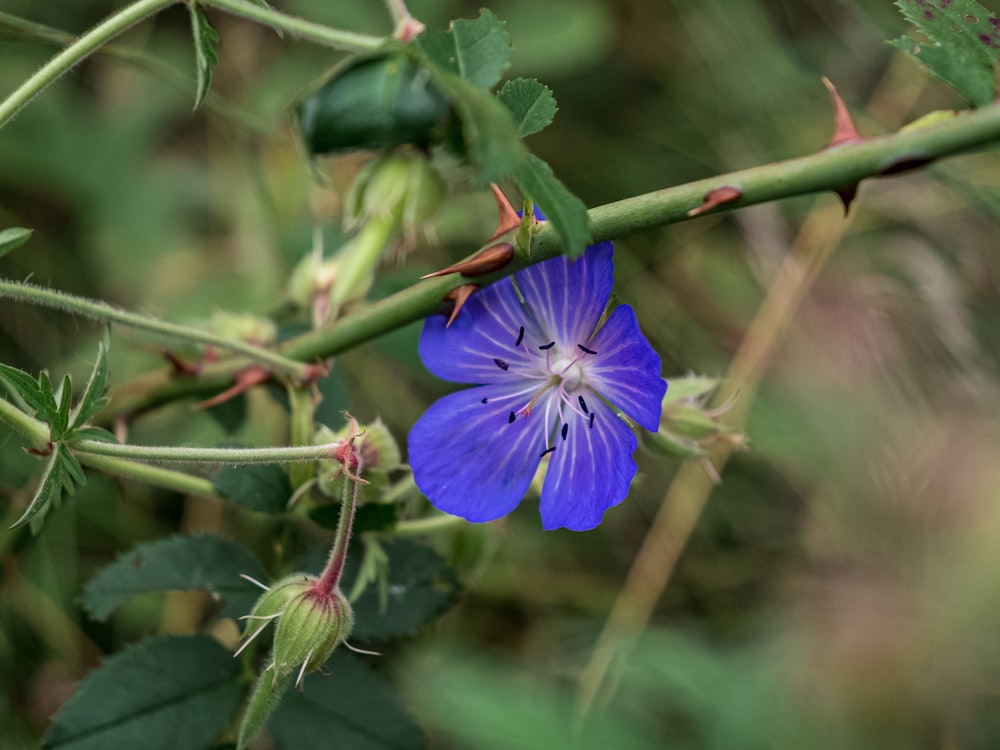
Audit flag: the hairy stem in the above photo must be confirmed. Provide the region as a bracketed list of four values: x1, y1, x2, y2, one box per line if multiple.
[204, 0, 383, 50]
[72, 438, 344, 465]
[0, 395, 48, 449]
[0, 279, 310, 377]
[0, 0, 178, 128]
[317, 473, 360, 594]
[76, 452, 221, 497]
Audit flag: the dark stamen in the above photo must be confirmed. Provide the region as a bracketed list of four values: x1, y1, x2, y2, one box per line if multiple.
[481, 397, 488, 404]
[578, 395, 589, 414]
[508, 411, 516, 424]
[538, 341, 556, 350]
[515, 326, 525, 347]
[577, 344, 598, 355]
[588, 412, 595, 429]
[494, 358, 509, 371]
[561, 423, 569, 441]
[540, 446, 556, 458]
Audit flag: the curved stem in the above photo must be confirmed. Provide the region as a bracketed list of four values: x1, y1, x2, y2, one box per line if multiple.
[72, 438, 343, 465]
[0, 279, 310, 377]
[0, 0, 178, 128]
[0, 395, 48, 449]
[204, 0, 383, 51]
[317, 474, 360, 594]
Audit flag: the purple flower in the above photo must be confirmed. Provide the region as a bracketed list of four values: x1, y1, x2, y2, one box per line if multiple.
[407, 242, 666, 531]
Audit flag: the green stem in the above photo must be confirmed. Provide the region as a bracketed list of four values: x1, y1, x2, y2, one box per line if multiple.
[0, 395, 48, 449]
[0, 279, 310, 377]
[76, 452, 220, 497]
[72, 438, 343, 465]
[204, 0, 383, 51]
[383, 511, 463, 537]
[101, 101, 1000, 419]
[317, 473, 359, 594]
[0, 0, 178, 128]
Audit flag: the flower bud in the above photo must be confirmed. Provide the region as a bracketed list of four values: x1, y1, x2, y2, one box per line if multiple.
[315, 418, 401, 497]
[287, 251, 338, 309]
[645, 375, 747, 458]
[208, 310, 277, 346]
[344, 152, 444, 234]
[271, 580, 354, 684]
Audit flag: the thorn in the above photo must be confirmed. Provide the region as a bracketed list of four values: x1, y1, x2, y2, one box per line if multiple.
[489, 183, 521, 239]
[162, 349, 201, 377]
[822, 77, 863, 148]
[834, 185, 858, 214]
[687, 186, 742, 217]
[420, 243, 515, 279]
[443, 284, 479, 328]
[196, 366, 271, 409]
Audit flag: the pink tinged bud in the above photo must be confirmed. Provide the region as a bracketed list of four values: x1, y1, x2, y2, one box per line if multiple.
[270, 583, 354, 686]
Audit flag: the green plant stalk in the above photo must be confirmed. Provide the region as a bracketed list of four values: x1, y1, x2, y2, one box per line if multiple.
[0, 0, 178, 128]
[287, 384, 316, 490]
[382, 511, 463, 538]
[0, 279, 310, 377]
[317, 471, 360, 594]
[0, 394, 48, 449]
[97, 100, 1000, 419]
[204, 0, 383, 51]
[76, 452, 220, 497]
[73, 438, 345, 465]
[329, 213, 400, 318]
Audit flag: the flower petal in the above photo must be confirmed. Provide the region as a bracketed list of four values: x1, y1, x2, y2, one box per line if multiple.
[419, 277, 547, 385]
[539, 396, 638, 531]
[516, 242, 614, 349]
[585, 305, 666, 431]
[408, 384, 548, 523]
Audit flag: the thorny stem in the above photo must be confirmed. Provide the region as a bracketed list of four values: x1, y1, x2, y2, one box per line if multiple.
[0, 279, 310, 378]
[575, 200, 852, 719]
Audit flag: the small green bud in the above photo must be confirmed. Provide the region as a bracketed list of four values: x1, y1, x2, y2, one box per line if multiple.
[287, 251, 338, 309]
[271, 581, 354, 684]
[243, 574, 311, 634]
[646, 375, 747, 459]
[315, 417, 400, 496]
[208, 310, 277, 345]
[344, 153, 444, 234]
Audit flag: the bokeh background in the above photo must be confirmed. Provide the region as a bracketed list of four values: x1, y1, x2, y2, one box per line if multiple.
[3, 0, 1000, 747]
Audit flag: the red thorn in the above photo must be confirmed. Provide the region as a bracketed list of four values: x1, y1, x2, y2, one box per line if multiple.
[421, 243, 515, 279]
[197, 366, 271, 409]
[162, 350, 202, 378]
[443, 284, 479, 328]
[823, 77, 863, 148]
[489, 184, 521, 239]
[687, 186, 742, 217]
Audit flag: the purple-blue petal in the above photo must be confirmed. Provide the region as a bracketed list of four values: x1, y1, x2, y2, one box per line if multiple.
[586, 305, 666, 432]
[539, 394, 638, 531]
[419, 276, 547, 385]
[516, 242, 615, 349]
[408, 384, 548, 523]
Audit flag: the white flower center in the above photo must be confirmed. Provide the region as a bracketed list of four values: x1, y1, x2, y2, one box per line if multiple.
[550, 355, 585, 392]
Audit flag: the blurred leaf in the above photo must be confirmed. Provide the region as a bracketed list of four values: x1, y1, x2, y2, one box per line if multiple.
[0, 227, 32, 258]
[418, 9, 511, 89]
[349, 539, 461, 641]
[69, 337, 110, 430]
[663, 375, 719, 404]
[189, 3, 220, 109]
[43, 635, 242, 750]
[204, 394, 248, 434]
[82, 533, 269, 621]
[891, 0, 1000, 105]
[214, 464, 291, 513]
[497, 78, 558, 137]
[67, 426, 118, 444]
[0, 362, 46, 414]
[268, 651, 425, 750]
[11, 445, 63, 531]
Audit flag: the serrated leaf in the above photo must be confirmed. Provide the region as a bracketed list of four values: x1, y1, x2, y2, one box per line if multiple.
[268, 652, 425, 750]
[68, 426, 118, 444]
[0, 362, 46, 414]
[44, 635, 242, 750]
[214, 464, 290, 513]
[51, 373, 72, 440]
[57, 449, 86, 493]
[418, 9, 511, 90]
[424, 68, 590, 257]
[36, 370, 60, 425]
[892, 0, 1000, 105]
[497, 78, 559, 137]
[70, 337, 110, 430]
[512, 154, 591, 258]
[189, 3, 220, 110]
[82, 534, 269, 621]
[11, 446, 63, 530]
[304, 539, 461, 641]
[0, 227, 33, 258]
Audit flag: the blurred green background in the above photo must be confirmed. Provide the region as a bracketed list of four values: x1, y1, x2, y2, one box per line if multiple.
[3, 0, 1000, 747]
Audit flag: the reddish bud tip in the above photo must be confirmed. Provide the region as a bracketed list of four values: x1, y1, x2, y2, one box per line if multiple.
[687, 186, 742, 217]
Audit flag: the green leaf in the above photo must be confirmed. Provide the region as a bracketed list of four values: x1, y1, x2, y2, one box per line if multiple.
[418, 9, 511, 90]
[497, 78, 559, 137]
[43, 635, 243, 750]
[0, 362, 46, 414]
[421, 66, 590, 257]
[268, 652, 425, 749]
[57, 450, 86, 493]
[11, 446, 63, 530]
[511, 154, 591, 258]
[51, 373, 72, 440]
[0, 227, 33, 258]
[189, 3, 220, 110]
[340, 539, 461, 642]
[67, 426, 118, 444]
[82, 534, 269, 621]
[891, 0, 1000, 105]
[69, 337, 110, 430]
[214, 464, 291, 513]
[36, 370, 60, 425]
